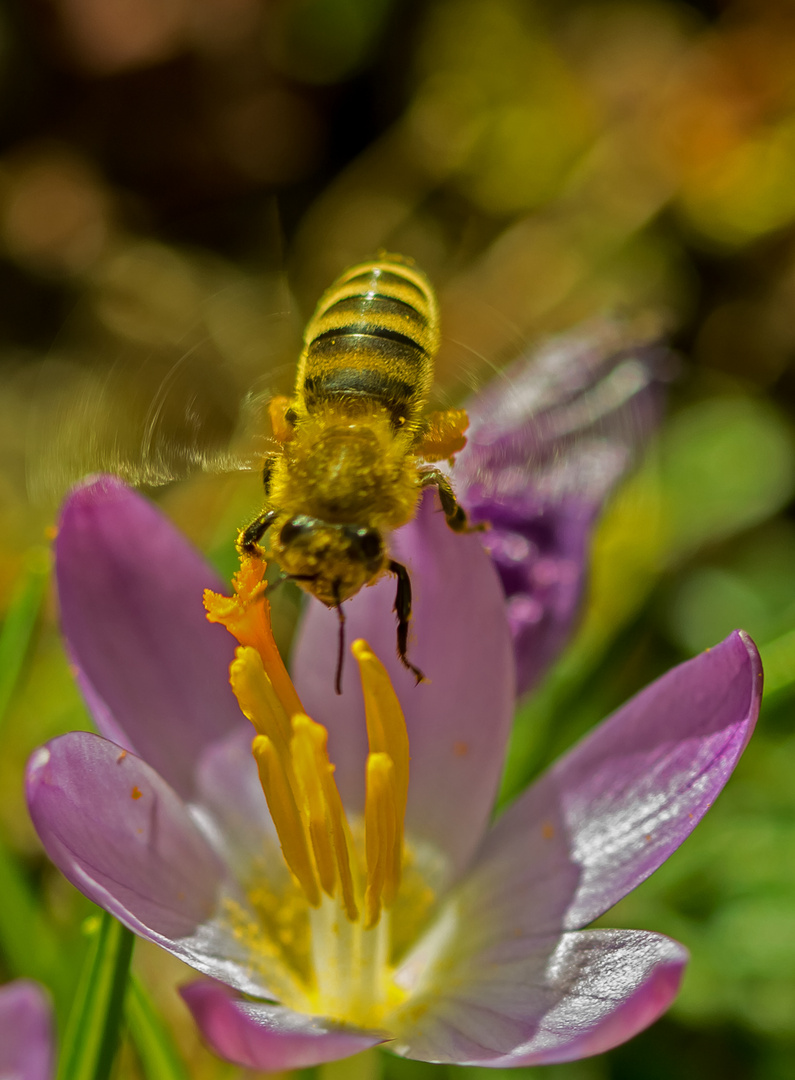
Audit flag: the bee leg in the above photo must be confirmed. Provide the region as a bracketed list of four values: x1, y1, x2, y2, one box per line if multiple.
[332, 581, 346, 696]
[389, 559, 425, 684]
[414, 408, 470, 460]
[419, 468, 486, 533]
[269, 396, 297, 444]
[237, 508, 278, 557]
[262, 454, 277, 496]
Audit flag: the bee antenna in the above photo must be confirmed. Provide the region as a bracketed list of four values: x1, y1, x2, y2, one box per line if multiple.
[333, 581, 345, 696]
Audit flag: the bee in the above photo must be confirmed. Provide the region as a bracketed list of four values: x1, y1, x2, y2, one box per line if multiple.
[237, 254, 478, 691]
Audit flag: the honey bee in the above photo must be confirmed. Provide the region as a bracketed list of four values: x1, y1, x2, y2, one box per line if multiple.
[238, 255, 478, 691]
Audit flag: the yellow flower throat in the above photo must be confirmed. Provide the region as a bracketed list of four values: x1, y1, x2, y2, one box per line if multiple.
[204, 559, 428, 1027]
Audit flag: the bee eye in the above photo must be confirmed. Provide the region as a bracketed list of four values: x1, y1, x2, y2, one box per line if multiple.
[347, 527, 383, 565]
[279, 516, 315, 546]
[359, 530, 383, 560]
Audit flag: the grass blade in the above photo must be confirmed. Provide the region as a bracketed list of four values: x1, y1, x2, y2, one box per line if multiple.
[127, 974, 189, 1080]
[0, 547, 49, 733]
[56, 911, 135, 1080]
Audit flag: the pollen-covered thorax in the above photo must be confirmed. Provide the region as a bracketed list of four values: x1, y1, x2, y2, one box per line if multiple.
[272, 411, 419, 528]
[203, 559, 439, 1029]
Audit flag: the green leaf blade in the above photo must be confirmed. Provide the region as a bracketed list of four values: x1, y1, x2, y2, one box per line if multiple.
[56, 912, 134, 1080]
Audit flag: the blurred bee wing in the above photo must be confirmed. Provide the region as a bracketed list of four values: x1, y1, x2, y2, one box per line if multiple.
[452, 319, 676, 697]
[25, 246, 299, 505]
[26, 347, 273, 504]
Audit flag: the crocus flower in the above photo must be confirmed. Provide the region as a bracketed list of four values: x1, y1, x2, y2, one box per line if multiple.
[27, 476, 760, 1070]
[453, 320, 673, 695]
[0, 980, 54, 1080]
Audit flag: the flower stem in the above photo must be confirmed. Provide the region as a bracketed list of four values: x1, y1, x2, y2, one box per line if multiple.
[56, 911, 134, 1080]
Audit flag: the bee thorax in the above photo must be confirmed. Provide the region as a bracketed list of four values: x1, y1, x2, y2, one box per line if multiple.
[286, 424, 409, 525]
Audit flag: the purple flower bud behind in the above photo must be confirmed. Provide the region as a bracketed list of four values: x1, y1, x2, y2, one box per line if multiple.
[454, 319, 675, 695]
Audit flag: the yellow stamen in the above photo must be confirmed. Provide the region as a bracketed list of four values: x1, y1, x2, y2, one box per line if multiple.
[291, 716, 359, 922]
[353, 639, 409, 913]
[204, 556, 302, 716]
[252, 735, 321, 908]
[353, 639, 410, 813]
[364, 752, 398, 929]
[229, 646, 292, 753]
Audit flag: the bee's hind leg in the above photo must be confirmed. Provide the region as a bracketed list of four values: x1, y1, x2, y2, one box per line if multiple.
[389, 559, 425, 684]
[419, 468, 486, 534]
[238, 508, 278, 557]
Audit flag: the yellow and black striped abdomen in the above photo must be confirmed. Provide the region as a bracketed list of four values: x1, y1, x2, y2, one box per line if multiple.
[296, 257, 440, 427]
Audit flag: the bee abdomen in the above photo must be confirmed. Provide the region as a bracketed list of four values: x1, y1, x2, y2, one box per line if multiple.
[303, 365, 415, 422]
[298, 258, 439, 423]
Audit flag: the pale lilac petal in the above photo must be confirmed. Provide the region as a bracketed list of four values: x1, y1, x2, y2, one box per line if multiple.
[293, 490, 515, 880]
[454, 322, 673, 694]
[191, 726, 277, 878]
[0, 980, 53, 1080]
[181, 981, 387, 1070]
[26, 732, 270, 997]
[459, 631, 761, 939]
[55, 476, 245, 799]
[393, 929, 685, 1066]
[27, 731, 224, 936]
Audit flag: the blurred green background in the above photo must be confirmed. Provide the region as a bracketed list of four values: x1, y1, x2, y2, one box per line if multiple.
[2, 0, 795, 1075]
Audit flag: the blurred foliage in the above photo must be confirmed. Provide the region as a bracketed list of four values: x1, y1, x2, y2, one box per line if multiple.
[2, 0, 795, 1076]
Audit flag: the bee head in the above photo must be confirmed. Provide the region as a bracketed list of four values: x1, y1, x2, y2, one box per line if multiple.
[274, 515, 386, 606]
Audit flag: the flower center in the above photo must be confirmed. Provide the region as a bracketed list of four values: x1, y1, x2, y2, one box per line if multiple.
[204, 558, 433, 1027]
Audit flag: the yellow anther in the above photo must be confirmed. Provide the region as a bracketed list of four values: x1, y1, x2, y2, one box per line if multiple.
[353, 640, 410, 815]
[353, 638, 409, 913]
[204, 557, 302, 717]
[252, 735, 321, 908]
[229, 646, 292, 753]
[364, 752, 398, 929]
[291, 716, 337, 899]
[215, 600, 410, 936]
[292, 716, 359, 923]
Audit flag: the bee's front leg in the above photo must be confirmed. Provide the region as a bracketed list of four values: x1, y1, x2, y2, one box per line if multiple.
[237, 509, 278, 557]
[418, 468, 485, 533]
[238, 455, 281, 556]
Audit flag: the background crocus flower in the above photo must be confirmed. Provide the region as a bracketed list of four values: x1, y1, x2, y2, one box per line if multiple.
[0, 979, 54, 1080]
[452, 320, 674, 696]
[26, 477, 760, 1071]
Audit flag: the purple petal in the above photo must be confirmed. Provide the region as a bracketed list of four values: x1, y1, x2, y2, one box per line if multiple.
[26, 732, 271, 996]
[393, 929, 685, 1066]
[27, 732, 224, 937]
[181, 981, 387, 1070]
[293, 490, 515, 880]
[55, 476, 245, 799]
[0, 980, 53, 1080]
[453, 321, 673, 695]
[192, 726, 277, 878]
[460, 631, 761, 938]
